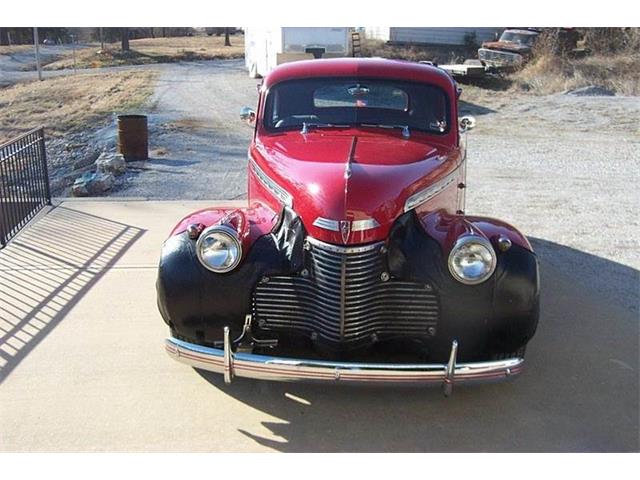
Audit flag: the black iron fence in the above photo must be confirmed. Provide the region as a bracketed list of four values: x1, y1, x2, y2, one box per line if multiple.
[0, 128, 51, 248]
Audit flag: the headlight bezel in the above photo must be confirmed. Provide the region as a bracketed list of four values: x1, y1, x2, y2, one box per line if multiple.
[447, 235, 497, 285]
[195, 224, 243, 273]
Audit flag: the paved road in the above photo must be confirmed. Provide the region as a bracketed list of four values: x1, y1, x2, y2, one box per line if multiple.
[0, 200, 637, 452]
[0, 44, 88, 86]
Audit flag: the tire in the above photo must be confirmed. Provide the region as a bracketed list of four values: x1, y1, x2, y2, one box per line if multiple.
[491, 345, 526, 360]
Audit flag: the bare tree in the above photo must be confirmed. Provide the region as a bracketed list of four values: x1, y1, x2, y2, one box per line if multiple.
[121, 27, 130, 51]
[224, 28, 231, 47]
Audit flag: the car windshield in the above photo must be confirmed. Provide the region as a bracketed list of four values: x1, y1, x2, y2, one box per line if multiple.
[499, 31, 537, 45]
[263, 78, 450, 135]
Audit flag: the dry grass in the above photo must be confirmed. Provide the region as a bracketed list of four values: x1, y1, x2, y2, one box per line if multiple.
[512, 54, 640, 96]
[43, 35, 244, 70]
[0, 70, 156, 143]
[362, 29, 640, 97]
[0, 45, 33, 55]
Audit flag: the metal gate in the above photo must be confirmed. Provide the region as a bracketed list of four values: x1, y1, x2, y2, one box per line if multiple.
[0, 127, 51, 248]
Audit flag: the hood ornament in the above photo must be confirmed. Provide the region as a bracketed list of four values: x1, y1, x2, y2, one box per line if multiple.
[339, 220, 351, 244]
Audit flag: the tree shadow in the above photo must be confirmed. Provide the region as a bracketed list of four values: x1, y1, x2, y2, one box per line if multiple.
[0, 205, 145, 383]
[195, 238, 639, 452]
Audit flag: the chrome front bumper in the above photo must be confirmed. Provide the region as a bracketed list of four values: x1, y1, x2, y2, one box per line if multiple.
[165, 328, 524, 396]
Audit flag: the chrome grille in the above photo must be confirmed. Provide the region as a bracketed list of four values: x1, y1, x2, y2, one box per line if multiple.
[253, 238, 439, 347]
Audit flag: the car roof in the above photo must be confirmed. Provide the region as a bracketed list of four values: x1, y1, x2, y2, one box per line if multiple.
[263, 57, 457, 95]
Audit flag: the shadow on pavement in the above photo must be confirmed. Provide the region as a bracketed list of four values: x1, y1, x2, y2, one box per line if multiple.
[0, 206, 145, 383]
[196, 238, 639, 452]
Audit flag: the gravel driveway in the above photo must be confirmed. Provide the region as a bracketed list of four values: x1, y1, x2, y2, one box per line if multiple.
[110, 60, 258, 201]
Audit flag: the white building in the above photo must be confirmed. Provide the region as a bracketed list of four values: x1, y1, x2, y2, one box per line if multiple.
[365, 27, 501, 46]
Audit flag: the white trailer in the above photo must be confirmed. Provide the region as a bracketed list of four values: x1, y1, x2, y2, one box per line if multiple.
[244, 27, 351, 78]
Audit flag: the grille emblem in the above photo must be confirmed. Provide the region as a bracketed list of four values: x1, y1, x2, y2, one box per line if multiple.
[339, 220, 351, 244]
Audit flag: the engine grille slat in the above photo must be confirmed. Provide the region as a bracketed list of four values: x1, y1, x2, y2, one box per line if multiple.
[254, 238, 439, 348]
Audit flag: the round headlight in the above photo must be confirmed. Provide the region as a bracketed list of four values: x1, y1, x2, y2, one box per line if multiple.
[196, 225, 242, 273]
[448, 236, 496, 285]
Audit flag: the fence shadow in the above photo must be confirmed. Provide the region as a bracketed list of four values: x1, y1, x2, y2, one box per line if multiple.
[0, 205, 145, 383]
[195, 238, 639, 452]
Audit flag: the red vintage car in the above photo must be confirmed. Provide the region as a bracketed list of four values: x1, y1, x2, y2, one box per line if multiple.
[157, 58, 539, 395]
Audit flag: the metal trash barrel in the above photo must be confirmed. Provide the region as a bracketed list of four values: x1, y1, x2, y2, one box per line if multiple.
[117, 114, 148, 161]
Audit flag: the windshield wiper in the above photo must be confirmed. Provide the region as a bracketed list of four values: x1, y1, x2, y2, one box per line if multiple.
[300, 122, 350, 134]
[360, 123, 411, 138]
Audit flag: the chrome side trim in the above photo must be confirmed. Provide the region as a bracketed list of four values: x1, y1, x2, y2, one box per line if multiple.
[306, 236, 383, 254]
[403, 167, 460, 213]
[313, 217, 381, 232]
[250, 157, 293, 208]
[165, 336, 524, 390]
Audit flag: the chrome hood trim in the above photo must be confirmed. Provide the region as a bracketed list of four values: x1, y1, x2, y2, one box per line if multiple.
[313, 217, 381, 232]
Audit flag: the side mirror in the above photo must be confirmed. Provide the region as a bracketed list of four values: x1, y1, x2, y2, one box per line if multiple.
[240, 106, 256, 126]
[459, 116, 476, 132]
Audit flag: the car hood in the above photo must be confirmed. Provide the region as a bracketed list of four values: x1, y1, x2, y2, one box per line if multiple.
[254, 130, 457, 244]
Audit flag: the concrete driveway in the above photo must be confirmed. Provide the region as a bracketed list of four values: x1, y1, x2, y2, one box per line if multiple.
[0, 199, 637, 452]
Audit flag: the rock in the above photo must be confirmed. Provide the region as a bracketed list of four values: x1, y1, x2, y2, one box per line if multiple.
[49, 175, 74, 194]
[71, 173, 91, 197]
[564, 85, 615, 97]
[91, 172, 115, 192]
[72, 148, 100, 170]
[65, 142, 87, 151]
[71, 172, 115, 197]
[96, 152, 127, 176]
